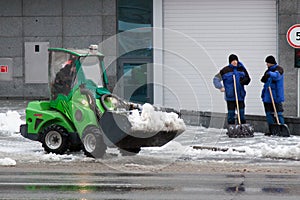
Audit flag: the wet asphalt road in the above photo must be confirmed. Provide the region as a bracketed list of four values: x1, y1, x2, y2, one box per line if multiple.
[1, 100, 300, 199]
[1, 169, 300, 200]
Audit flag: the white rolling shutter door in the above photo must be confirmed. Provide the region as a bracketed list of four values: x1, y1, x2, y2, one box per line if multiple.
[162, 0, 277, 115]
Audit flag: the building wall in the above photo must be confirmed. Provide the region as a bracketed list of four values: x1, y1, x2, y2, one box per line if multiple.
[0, 0, 299, 118]
[0, 0, 116, 99]
[278, 0, 300, 117]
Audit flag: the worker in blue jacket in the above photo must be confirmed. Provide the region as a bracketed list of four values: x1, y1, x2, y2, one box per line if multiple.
[261, 55, 285, 127]
[213, 54, 251, 125]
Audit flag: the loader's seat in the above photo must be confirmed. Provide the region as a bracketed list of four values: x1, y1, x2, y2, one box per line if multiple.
[52, 61, 76, 99]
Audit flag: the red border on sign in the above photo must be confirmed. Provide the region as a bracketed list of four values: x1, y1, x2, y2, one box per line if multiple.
[287, 24, 300, 48]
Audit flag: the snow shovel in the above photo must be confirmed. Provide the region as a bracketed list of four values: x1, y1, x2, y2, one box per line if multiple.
[267, 86, 290, 137]
[227, 75, 254, 138]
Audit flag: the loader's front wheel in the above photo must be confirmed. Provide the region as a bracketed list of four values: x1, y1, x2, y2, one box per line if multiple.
[41, 125, 69, 155]
[82, 126, 107, 158]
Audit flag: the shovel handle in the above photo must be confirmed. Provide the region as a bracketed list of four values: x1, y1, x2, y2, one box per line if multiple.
[233, 75, 241, 125]
[268, 86, 280, 125]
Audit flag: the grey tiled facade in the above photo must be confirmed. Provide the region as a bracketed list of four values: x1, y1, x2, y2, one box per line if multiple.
[0, 0, 116, 98]
[0, 0, 299, 118]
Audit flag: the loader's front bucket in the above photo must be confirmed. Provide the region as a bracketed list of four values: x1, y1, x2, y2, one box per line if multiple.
[99, 111, 132, 145]
[115, 129, 182, 149]
[99, 111, 184, 149]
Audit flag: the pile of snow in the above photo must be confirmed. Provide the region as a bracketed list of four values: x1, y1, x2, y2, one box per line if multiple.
[0, 111, 24, 133]
[0, 157, 16, 166]
[128, 103, 186, 133]
[260, 143, 300, 160]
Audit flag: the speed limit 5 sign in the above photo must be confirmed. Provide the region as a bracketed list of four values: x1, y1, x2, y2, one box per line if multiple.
[287, 24, 300, 48]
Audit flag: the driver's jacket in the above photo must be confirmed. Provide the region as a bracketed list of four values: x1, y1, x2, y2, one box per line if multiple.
[213, 62, 251, 101]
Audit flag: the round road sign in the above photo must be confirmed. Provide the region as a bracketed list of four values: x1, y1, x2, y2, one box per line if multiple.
[287, 24, 300, 48]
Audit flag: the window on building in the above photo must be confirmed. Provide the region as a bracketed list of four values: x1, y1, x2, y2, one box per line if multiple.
[117, 0, 153, 58]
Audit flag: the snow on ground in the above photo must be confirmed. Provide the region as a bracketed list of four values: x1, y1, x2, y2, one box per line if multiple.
[1, 108, 300, 167]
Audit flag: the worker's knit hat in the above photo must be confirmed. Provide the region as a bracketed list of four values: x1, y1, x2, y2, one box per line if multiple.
[265, 55, 277, 64]
[229, 54, 239, 64]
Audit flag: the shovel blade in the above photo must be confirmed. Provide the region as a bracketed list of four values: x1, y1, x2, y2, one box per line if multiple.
[269, 124, 290, 137]
[227, 124, 254, 138]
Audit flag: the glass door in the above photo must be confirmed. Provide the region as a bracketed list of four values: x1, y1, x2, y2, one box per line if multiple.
[118, 59, 153, 104]
[117, 0, 153, 104]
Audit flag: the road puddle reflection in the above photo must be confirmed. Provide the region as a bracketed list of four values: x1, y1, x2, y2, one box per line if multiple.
[225, 184, 246, 193]
[224, 174, 300, 195]
[21, 184, 174, 193]
[262, 187, 289, 194]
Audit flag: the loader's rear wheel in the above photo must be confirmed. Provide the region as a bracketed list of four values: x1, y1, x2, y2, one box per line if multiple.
[82, 126, 107, 158]
[41, 125, 69, 155]
[119, 147, 141, 156]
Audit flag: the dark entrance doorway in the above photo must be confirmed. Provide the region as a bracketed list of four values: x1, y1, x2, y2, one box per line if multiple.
[117, 0, 153, 104]
[118, 59, 153, 104]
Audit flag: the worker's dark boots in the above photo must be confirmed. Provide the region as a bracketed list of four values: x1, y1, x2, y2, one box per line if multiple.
[264, 124, 273, 136]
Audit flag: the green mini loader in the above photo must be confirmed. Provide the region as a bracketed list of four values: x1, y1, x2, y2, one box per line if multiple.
[20, 45, 185, 158]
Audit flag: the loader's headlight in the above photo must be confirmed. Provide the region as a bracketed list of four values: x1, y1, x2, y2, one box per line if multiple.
[110, 97, 118, 107]
[89, 44, 98, 54]
[89, 44, 98, 50]
[81, 99, 88, 106]
[103, 97, 118, 111]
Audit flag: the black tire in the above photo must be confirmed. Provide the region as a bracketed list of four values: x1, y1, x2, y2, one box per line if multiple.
[119, 148, 141, 156]
[41, 124, 69, 155]
[82, 126, 107, 158]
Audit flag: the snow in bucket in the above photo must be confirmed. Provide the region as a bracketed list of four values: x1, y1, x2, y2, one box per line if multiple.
[128, 103, 186, 132]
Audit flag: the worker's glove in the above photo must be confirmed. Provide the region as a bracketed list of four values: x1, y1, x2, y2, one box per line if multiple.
[260, 73, 270, 83]
[239, 76, 249, 85]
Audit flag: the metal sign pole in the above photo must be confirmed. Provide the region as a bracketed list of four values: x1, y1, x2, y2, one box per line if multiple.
[298, 68, 300, 117]
[287, 24, 300, 117]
